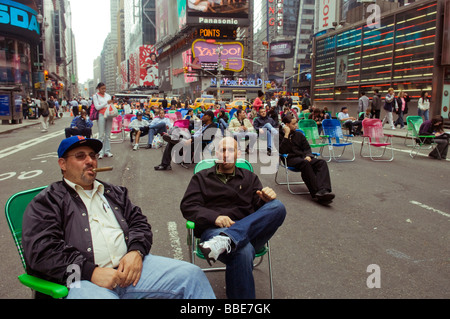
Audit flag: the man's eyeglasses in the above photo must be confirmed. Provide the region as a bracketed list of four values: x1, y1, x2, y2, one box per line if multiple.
[65, 152, 99, 161]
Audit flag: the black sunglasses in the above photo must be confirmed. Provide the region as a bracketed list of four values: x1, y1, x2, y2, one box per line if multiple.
[65, 152, 99, 161]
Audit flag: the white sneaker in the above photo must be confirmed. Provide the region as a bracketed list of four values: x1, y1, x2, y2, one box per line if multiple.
[98, 154, 104, 159]
[133, 144, 139, 151]
[105, 152, 113, 157]
[199, 235, 232, 266]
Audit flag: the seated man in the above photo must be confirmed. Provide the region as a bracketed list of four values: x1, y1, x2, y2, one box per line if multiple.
[154, 111, 217, 170]
[147, 109, 172, 149]
[279, 114, 335, 203]
[180, 137, 286, 299]
[338, 106, 362, 136]
[65, 109, 93, 138]
[228, 109, 257, 154]
[252, 107, 279, 156]
[128, 111, 150, 151]
[22, 136, 215, 299]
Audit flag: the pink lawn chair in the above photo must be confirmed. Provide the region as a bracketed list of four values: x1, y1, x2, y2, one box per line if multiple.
[360, 118, 394, 161]
[110, 115, 124, 143]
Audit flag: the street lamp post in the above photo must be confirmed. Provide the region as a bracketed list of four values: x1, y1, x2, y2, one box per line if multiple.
[216, 43, 224, 101]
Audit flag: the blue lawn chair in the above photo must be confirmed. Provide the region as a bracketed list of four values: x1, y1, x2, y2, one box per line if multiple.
[321, 119, 355, 162]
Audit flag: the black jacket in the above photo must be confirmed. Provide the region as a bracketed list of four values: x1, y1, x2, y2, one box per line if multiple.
[180, 166, 265, 237]
[279, 129, 314, 160]
[253, 115, 278, 130]
[22, 180, 152, 285]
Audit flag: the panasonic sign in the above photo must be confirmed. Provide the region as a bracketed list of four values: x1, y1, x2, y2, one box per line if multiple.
[0, 0, 40, 42]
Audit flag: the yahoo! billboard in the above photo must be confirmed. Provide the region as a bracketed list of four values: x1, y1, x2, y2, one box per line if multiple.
[192, 39, 244, 72]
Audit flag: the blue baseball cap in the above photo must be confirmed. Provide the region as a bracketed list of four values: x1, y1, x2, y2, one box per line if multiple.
[58, 136, 103, 158]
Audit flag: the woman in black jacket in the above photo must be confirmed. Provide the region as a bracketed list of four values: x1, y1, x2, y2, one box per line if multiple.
[394, 90, 410, 129]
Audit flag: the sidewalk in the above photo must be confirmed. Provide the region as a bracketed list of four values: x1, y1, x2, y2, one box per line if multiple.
[0, 112, 71, 135]
[0, 118, 42, 135]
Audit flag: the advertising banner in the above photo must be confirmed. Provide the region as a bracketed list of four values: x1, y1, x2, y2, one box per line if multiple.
[139, 45, 159, 88]
[186, 0, 249, 27]
[192, 39, 244, 72]
[335, 54, 348, 85]
[270, 41, 294, 59]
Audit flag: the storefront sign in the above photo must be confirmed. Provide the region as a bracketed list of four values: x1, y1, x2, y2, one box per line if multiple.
[0, 0, 40, 42]
[210, 77, 267, 88]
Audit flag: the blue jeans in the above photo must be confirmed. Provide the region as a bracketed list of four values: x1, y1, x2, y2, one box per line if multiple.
[418, 109, 429, 121]
[66, 254, 215, 299]
[259, 123, 279, 149]
[147, 121, 167, 146]
[218, 118, 228, 135]
[97, 113, 113, 155]
[200, 199, 286, 299]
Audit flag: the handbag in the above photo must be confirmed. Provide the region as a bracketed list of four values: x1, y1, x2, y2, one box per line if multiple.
[152, 133, 164, 149]
[104, 103, 119, 118]
[90, 94, 99, 120]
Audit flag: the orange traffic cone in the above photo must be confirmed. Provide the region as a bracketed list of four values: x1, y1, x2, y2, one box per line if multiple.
[70, 111, 73, 117]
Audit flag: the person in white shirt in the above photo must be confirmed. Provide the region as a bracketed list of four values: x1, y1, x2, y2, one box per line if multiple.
[123, 101, 132, 115]
[418, 91, 430, 121]
[129, 112, 150, 151]
[146, 109, 172, 149]
[338, 106, 362, 136]
[93, 82, 114, 159]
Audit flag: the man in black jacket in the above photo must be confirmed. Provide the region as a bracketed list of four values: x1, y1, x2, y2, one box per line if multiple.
[279, 114, 335, 203]
[154, 110, 217, 170]
[22, 136, 215, 299]
[180, 137, 286, 298]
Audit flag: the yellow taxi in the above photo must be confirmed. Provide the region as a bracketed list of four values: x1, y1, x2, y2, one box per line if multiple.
[291, 100, 303, 113]
[193, 98, 216, 110]
[226, 100, 252, 111]
[149, 97, 164, 107]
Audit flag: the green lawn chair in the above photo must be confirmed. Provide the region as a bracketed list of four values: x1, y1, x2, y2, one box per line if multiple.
[407, 116, 438, 158]
[186, 159, 273, 298]
[5, 186, 69, 299]
[298, 119, 330, 161]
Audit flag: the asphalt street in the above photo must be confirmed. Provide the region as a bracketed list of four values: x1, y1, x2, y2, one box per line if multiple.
[0, 113, 448, 299]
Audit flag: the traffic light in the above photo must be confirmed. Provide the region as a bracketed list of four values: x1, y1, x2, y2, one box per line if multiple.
[183, 67, 189, 74]
[44, 70, 49, 81]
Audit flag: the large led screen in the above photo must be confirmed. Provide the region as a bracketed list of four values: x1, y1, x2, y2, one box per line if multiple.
[186, 0, 250, 27]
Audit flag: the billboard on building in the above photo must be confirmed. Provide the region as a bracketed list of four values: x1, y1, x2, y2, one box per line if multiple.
[317, 0, 338, 32]
[270, 41, 294, 59]
[192, 39, 244, 72]
[155, 0, 170, 42]
[178, 0, 187, 30]
[127, 45, 159, 89]
[139, 45, 159, 88]
[186, 0, 249, 27]
[0, 0, 40, 43]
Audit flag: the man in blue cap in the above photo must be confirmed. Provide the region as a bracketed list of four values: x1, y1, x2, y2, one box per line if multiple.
[21, 136, 215, 299]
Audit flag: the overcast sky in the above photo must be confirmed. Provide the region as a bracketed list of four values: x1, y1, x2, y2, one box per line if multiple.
[70, 0, 111, 84]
